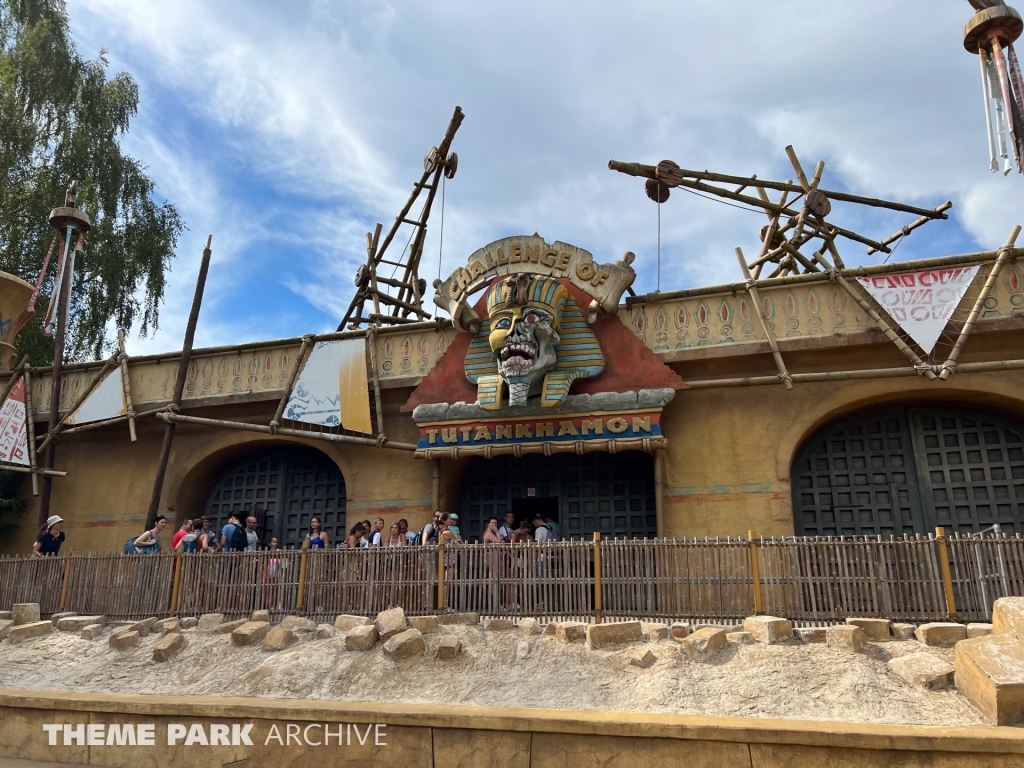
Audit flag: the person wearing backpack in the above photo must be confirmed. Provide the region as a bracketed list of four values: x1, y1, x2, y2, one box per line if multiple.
[176, 519, 204, 553]
[220, 514, 247, 552]
[125, 515, 166, 554]
[420, 510, 442, 545]
[531, 513, 557, 543]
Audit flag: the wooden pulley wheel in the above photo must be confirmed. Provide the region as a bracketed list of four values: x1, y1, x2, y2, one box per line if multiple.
[354, 264, 370, 290]
[417, 278, 427, 297]
[424, 146, 440, 174]
[655, 159, 685, 188]
[645, 178, 670, 203]
[759, 225, 785, 249]
[805, 188, 831, 218]
[444, 152, 458, 179]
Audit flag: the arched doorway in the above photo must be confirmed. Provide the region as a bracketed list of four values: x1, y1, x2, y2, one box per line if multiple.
[203, 446, 346, 548]
[792, 405, 1024, 537]
[461, 451, 656, 541]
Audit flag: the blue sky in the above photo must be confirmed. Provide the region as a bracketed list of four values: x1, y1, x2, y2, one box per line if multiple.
[67, 0, 1021, 357]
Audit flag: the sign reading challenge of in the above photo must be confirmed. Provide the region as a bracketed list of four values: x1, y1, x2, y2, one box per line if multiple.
[408, 235, 685, 459]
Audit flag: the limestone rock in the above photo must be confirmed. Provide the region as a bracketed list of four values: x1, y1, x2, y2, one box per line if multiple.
[345, 625, 379, 651]
[518, 618, 542, 635]
[49, 611, 78, 626]
[56, 615, 105, 632]
[915, 622, 967, 648]
[556, 621, 588, 644]
[887, 652, 954, 690]
[630, 649, 657, 668]
[80, 624, 103, 641]
[0, 610, 10, 620]
[968, 623, 994, 639]
[280, 615, 315, 632]
[179, 617, 198, 629]
[543, 623, 556, 636]
[484, 618, 515, 632]
[955, 632, 1024, 725]
[743, 616, 793, 645]
[516, 640, 532, 660]
[727, 631, 755, 644]
[796, 628, 827, 643]
[826, 625, 865, 654]
[335, 614, 371, 632]
[214, 619, 248, 635]
[153, 632, 187, 662]
[197, 613, 224, 631]
[375, 607, 408, 641]
[437, 634, 461, 659]
[263, 626, 296, 652]
[251, 610, 270, 623]
[0, 619, 12, 640]
[158, 619, 181, 637]
[437, 612, 479, 626]
[138, 617, 158, 637]
[846, 618, 891, 642]
[9, 620, 52, 644]
[109, 629, 139, 649]
[383, 628, 425, 660]
[992, 597, 1024, 639]
[12, 603, 40, 626]
[408, 616, 439, 633]
[892, 623, 916, 640]
[681, 627, 727, 662]
[644, 625, 669, 642]
[315, 624, 335, 640]
[231, 621, 270, 646]
[670, 622, 691, 641]
[586, 621, 643, 650]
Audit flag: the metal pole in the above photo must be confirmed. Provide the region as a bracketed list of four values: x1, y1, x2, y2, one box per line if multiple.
[145, 236, 213, 528]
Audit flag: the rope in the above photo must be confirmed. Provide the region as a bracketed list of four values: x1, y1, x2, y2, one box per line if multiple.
[435, 175, 446, 319]
[657, 183, 661, 293]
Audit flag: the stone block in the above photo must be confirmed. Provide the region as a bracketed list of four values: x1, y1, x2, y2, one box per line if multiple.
[968, 623, 994, 639]
[518, 618, 542, 635]
[137, 617, 158, 637]
[197, 613, 224, 631]
[280, 615, 315, 632]
[484, 618, 515, 632]
[56, 615, 105, 632]
[437, 612, 479, 626]
[555, 621, 588, 644]
[0, 619, 13, 640]
[9, 620, 52, 644]
[826, 625, 865, 654]
[214, 619, 248, 634]
[644, 626, 670, 642]
[670, 622, 691, 640]
[80, 624, 103, 641]
[516, 640, 532, 660]
[315, 623, 335, 640]
[263, 626, 296, 652]
[681, 627, 727, 662]
[846, 618, 891, 641]
[955, 632, 1024, 725]
[109, 629, 139, 649]
[727, 631, 755, 644]
[375, 607, 408, 641]
[335, 614, 372, 632]
[992, 597, 1024, 639]
[586, 621, 643, 650]
[408, 616, 439, 633]
[915, 622, 967, 648]
[179, 617, 198, 629]
[437, 635, 461, 659]
[543, 623, 556, 636]
[892, 623, 916, 640]
[12, 603, 40, 625]
[158, 619, 181, 637]
[0, 610, 10, 620]
[796, 627, 827, 643]
[345, 625, 379, 651]
[630, 649, 657, 668]
[49, 611, 78, 626]
[152, 632, 187, 661]
[383, 628, 425, 660]
[251, 610, 271, 623]
[231, 621, 270, 647]
[887, 652, 955, 690]
[743, 616, 793, 645]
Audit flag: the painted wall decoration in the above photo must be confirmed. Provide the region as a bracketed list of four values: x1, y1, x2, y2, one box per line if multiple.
[64, 368, 127, 426]
[284, 339, 372, 434]
[0, 378, 28, 465]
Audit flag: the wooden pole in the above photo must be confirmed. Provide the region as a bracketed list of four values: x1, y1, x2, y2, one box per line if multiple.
[436, 542, 446, 613]
[58, 549, 73, 611]
[749, 532, 763, 615]
[935, 527, 958, 622]
[170, 552, 182, 615]
[117, 329, 136, 442]
[431, 460, 441, 513]
[36, 350, 120, 455]
[366, 329, 386, 440]
[269, 334, 313, 430]
[146, 236, 213, 528]
[653, 450, 665, 537]
[736, 248, 794, 389]
[0, 357, 27, 408]
[296, 539, 309, 614]
[593, 531, 603, 624]
[23, 367, 38, 496]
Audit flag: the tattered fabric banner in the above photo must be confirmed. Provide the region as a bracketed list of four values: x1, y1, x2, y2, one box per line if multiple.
[857, 266, 980, 354]
[284, 339, 372, 434]
[65, 368, 127, 426]
[0, 379, 29, 466]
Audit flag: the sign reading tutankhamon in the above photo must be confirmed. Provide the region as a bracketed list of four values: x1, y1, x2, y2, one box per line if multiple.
[408, 236, 685, 459]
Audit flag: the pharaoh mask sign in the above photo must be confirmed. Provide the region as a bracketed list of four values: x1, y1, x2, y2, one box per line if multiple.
[408, 236, 685, 459]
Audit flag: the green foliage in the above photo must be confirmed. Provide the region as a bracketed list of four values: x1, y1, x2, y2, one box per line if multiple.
[0, 0, 183, 363]
[0, 470, 28, 537]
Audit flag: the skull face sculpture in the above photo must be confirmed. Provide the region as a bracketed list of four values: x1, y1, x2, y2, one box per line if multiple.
[465, 274, 605, 410]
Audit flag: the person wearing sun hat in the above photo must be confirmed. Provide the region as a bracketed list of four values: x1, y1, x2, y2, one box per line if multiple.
[31, 515, 65, 557]
[446, 513, 462, 542]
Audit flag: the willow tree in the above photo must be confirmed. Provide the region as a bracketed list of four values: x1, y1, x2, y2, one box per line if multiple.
[0, 0, 182, 364]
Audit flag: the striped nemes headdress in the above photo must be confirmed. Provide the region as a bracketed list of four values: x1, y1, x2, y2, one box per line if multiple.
[465, 275, 605, 409]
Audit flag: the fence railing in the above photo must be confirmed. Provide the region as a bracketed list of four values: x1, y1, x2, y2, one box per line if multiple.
[1, 529, 1020, 624]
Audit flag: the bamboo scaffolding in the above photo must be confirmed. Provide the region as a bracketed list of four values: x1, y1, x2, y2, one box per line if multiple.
[117, 329, 137, 442]
[269, 334, 313, 431]
[36, 350, 121, 454]
[22, 367, 38, 495]
[735, 247, 793, 389]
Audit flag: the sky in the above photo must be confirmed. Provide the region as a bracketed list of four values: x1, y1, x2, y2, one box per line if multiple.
[66, 0, 1022, 357]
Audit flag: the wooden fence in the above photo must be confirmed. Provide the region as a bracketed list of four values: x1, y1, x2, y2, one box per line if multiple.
[2, 530, 1022, 623]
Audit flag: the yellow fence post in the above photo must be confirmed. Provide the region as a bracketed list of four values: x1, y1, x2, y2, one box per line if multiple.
[749, 531, 763, 615]
[169, 552, 183, 616]
[593, 532, 603, 624]
[58, 549, 73, 611]
[296, 540, 310, 615]
[437, 543, 446, 613]
[935, 527, 958, 622]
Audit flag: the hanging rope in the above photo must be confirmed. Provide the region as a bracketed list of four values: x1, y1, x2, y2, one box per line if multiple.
[435, 175, 446, 319]
[657, 182, 662, 293]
